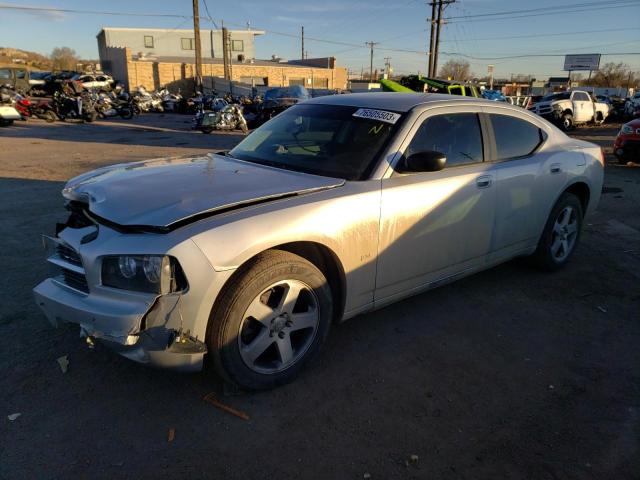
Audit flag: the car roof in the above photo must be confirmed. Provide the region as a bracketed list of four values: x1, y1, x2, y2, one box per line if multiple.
[305, 92, 486, 112]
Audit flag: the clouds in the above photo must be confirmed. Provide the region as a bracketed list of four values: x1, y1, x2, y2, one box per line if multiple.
[0, 2, 67, 21]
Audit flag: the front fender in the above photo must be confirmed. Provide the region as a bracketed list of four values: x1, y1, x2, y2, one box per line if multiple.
[190, 181, 382, 315]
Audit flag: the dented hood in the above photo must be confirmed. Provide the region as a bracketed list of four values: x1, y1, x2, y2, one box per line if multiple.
[62, 153, 344, 229]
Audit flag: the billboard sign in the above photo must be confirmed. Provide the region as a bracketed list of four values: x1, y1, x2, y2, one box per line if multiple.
[563, 54, 601, 71]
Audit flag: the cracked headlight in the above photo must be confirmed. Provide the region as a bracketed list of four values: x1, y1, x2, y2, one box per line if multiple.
[102, 255, 187, 294]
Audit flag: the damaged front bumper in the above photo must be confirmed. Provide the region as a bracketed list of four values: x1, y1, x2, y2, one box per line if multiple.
[33, 278, 207, 371]
[32, 219, 219, 373]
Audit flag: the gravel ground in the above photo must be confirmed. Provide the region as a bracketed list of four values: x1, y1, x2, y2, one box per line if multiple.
[0, 115, 638, 479]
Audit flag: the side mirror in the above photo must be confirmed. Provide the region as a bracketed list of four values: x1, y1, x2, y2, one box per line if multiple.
[397, 150, 446, 173]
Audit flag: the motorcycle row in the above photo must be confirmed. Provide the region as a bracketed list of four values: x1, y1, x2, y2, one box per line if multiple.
[0, 81, 272, 135]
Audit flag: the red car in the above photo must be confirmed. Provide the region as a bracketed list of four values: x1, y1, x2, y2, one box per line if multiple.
[614, 119, 640, 163]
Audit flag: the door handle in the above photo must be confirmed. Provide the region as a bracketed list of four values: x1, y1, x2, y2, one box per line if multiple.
[476, 175, 492, 189]
[550, 163, 562, 174]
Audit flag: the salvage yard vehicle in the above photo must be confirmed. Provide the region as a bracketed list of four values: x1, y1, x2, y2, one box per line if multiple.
[247, 85, 310, 128]
[613, 118, 640, 163]
[528, 90, 609, 131]
[0, 65, 30, 93]
[33, 93, 604, 390]
[72, 73, 114, 92]
[401, 75, 482, 97]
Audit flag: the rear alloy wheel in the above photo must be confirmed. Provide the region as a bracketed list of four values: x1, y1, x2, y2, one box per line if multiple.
[532, 192, 583, 271]
[207, 250, 332, 390]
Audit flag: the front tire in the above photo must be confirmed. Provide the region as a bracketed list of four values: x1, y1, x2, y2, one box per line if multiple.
[532, 192, 583, 271]
[42, 111, 56, 123]
[118, 107, 134, 119]
[207, 250, 333, 390]
[560, 112, 574, 131]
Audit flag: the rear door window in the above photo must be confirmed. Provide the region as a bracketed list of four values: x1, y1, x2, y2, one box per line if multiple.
[489, 114, 545, 160]
[406, 113, 484, 167]
[0, 69, 11, 79]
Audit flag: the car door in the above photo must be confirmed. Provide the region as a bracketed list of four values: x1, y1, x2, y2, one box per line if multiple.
[481, 110, 561, 260]
[14, 68, 29, 93]
[375, 107, 497, 305]
[572, 92, 591, 122]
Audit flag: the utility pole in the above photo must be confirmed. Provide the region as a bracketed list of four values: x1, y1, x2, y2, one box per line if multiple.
[222, 25, 230, 80]
[366, 41, 378, 82]
[488, 64, 494, 90]
[301, 26, 304, 60]
[384, 57, 392, 78]
[427, 1, 437, 77]
[192, 0, 203, 91]
[432, 0, 455, 79]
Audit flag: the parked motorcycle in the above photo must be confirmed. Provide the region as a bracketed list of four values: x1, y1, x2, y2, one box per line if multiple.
[194, 103, 248, 134]
[13, 94, 57, 122]
[0, 85, 21, 127]
[132, 87, 164, 113]
[94, 92, 134, 119]
[157, 88, 182, 112]
[51, 91, 98, 122]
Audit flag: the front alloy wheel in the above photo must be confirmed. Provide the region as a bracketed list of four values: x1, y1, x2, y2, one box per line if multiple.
[207, 250, 332, 390]
[238, 279, 320, 374]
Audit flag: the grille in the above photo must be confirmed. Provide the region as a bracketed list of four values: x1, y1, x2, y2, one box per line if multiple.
[61, 268, 89, 293]
[56, 244, 82, 266]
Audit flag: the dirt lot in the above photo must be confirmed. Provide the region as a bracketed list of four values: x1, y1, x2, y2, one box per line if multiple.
[0, 115, 638, 479]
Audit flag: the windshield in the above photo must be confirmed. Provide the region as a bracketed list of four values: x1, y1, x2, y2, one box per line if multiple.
[229, 104, 401, 180]
[542, 92, 570, 101]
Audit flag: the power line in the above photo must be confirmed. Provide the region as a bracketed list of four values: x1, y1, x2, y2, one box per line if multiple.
[446, 2, 640, 23]
[440, 27, 640, 43]
[2, 2, 639, 68]
[446, 0, 639, 19]
[201, 0, 218, 29]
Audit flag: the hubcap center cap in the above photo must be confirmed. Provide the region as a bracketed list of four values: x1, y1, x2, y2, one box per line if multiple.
[271, 314, 289, 333]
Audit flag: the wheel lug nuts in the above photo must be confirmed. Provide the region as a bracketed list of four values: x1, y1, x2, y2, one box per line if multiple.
[278, 331, 285, 339]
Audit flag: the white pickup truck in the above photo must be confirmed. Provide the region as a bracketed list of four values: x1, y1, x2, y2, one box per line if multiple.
[528, 90, 609, 131]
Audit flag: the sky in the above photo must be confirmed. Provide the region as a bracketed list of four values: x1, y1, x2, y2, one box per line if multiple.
[0, 0, 639, 79]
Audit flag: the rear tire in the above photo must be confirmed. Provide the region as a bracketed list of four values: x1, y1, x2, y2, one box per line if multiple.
[531, 192, 583, 271]
[206, 250, 333, 390]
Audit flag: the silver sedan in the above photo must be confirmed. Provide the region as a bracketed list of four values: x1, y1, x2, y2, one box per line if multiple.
[34, 93, 604, 389]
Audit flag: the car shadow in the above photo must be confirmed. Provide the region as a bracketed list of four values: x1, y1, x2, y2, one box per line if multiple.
[1, 171, 636, 479]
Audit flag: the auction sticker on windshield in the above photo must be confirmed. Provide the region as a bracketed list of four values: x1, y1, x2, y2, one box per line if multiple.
[352, 108, 401, 124]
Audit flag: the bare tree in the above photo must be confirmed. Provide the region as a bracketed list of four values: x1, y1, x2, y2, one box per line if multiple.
[50, 47, 78, 70]
[438, 60, 473, 81]
[583, 62, 637, 88]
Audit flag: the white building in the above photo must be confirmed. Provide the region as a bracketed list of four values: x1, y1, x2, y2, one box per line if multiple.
[97, 27, 265, 66]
